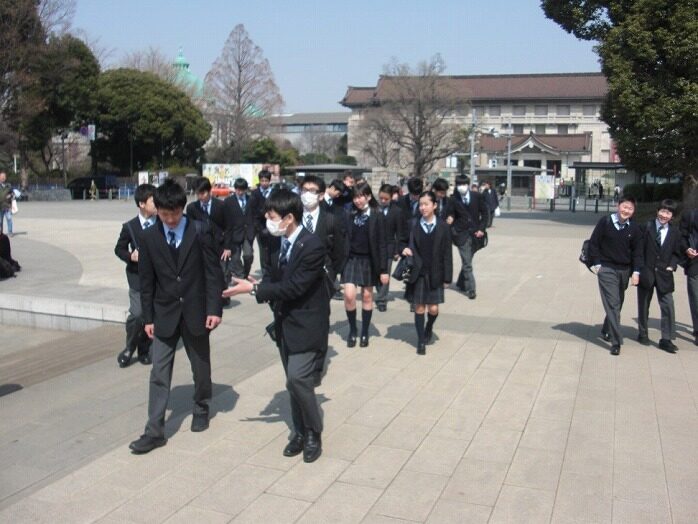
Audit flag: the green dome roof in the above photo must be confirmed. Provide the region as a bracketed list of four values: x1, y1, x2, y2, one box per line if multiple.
[173, 48, 204, 97]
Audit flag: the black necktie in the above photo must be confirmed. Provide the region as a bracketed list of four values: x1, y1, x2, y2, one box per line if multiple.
[202, 202, 209, 215]
[279, 238, 291, 268]
[305, 214, 314, 233]
[143, 220, 151, 230]
[239, 197, 246, 212]
[656, 226, 663, 247]
[168, 231, 176, 247]
[425, 223, 434, 234]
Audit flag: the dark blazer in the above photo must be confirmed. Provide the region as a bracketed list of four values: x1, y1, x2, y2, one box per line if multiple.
[402, 218, 453, 287]
[185, 198, 226, 251]
[380, 203, 404, 259]
[114, 216, 150, 291]
[483, 188, 499, 210]
[344, 208, 388, 277]
[314, 206, 347, 280]
[139, 218, 224, 338]
[448, 191, 488, 246]
[397, 194, 421, 233]
[249, 187, 273, 235]
[639, 220, 681, 294]
[256, 228, 330, 354]
[680, 209, 698, 276]
[222, 193, 255, 248]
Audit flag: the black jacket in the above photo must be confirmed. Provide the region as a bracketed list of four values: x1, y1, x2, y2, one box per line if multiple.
[448, 191, 488, 246]
[639, 220, 681, 293]
[680, 209, 698, 276]
[138, 218, 224, 338]
[401, 218, 453, 287]
[256, 228, 330, 354]
[588, 215, 643, 271]
[379, 203, 404, 259]
[344, 208, 388, 277]
[249, 187, 274, 235]
[185, 198, 226, 251]
[114, 216, 150, 291]
[222, 193, 255, 247]
[397, 194, 421, 234]
[313, 206, 347, 280]
[482, 188, 499, 210]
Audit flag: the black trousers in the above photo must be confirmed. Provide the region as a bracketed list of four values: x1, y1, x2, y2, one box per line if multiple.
[145, 318, 212, 439]
[125, 288, 150, 354]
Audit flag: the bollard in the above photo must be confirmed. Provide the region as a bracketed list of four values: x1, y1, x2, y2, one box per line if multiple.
[594, 198, 599, 213]
[550, 198, 555, 212]
[572, 198, 576, 212]
[82, 189, 86, 200]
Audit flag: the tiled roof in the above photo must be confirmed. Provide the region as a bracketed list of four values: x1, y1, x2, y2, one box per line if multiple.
[270, 112, 350, 126]
[479, 133, 592, 153]
[341, 73, 607, 107]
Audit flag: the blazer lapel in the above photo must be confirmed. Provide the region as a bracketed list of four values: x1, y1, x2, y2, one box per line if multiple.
[176, 221, 196, 272]
[156, 223, 178, 272]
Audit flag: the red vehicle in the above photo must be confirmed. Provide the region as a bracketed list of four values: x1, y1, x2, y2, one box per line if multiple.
[211, 182, 232, 199]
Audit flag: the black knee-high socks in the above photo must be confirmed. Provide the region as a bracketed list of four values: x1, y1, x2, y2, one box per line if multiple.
[426, 313, 438, 333]
[415, 313, 425, 342]
[361, 309, 372, 337]
[346, 309, 357, 335]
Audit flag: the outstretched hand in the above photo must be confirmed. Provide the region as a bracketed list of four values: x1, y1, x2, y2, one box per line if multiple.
[222, 277, 254, 298]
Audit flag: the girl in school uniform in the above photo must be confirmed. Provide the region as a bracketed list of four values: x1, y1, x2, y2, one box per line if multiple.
[342, 182, 388, 347]
[401, 191, 453, 355]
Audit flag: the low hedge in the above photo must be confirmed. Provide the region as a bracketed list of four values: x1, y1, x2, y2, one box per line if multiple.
[622, 182, 682, 202]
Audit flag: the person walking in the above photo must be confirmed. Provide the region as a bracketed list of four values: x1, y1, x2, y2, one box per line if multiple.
[588, 196, 643, 356]
[114, 184, 157, 367]
[223, 189, 329, 463]
[341, 182, 388, 347]
[401, 191, 452, 355]
[0, 172, 13, 236]
[637, 199, 681, 352]
[680, 204, 698, 345]
[248, 170, 275, 280]
[222, 178, 255, 279]
[128, 179, 224, 454]
[375, 184, 404, 312]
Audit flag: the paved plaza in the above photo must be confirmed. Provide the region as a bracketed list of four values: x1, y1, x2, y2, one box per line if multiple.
[0, 200, 697, 523]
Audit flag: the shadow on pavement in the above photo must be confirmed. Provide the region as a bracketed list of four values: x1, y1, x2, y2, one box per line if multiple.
[383, 322, 418, 346]
[164, 382, 238, 438]
[240, 390, 330, 433]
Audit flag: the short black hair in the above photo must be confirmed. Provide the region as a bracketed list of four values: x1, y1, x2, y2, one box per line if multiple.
[154, 179, 187, 210]
[265, 188, 302, 223]
[407, 177, 423, 195]
[455, 174, 470, 186]
[618, 195, 636, 207]
[134, 183, 155, 207]
[419, 190, 437, 204]
[258, 169, 271, 181]
[329, 179, 345, 192]
[195, 177, 211, 193]
[379, 183, 393, 195]
[233, 178, 248, 190]
[302, 174, 326, 193]
[351, 181, 377, 208]
[432, 178, 449, 192]
[343, 172, 354, 182]
[658, 198, 677, 214]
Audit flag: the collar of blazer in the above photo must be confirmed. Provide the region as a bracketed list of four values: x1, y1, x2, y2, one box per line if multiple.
[156, 219, 198, 272]
[276, 227, 309, 272]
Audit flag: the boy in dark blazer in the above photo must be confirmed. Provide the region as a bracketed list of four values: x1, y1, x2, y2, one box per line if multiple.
[114, 184, 157, 367]
[224, 189, 330, 463]
[185, 177, 227, 254]
[680, 205, 698, 345]
[222, 177, 255, 279]
[375, 184, 403, 312]
[447, 174, 487, 299]
[129, 179, 224, 454]
[248, 170, 274, 279]
[637, 199, 682, 352]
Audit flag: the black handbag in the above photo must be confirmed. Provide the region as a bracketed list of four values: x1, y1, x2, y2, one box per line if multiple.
[392, 255, 414, 281]
[472, 231, 488, 252]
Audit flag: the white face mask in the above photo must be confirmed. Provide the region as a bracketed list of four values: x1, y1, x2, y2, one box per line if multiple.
[457, 185, 469, 195]
[266, 217, 287, 237]
[301, 191, 319, 209]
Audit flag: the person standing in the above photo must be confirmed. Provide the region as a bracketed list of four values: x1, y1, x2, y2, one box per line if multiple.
[248, 170, 275, 280]
[401, 191, 453, 355]
[447, 174, 487, 299]
[0, 172, 13, 236]
[397, 177, 424, 232]
[482, 181, 499, 228]
[129, 179, 224, 454]
[588, 196, 643, 356]
[637, 199, 681, 352]
[375, 183, 404, 312]
[223, 189, 329, 463]
[222, 178, 255, 279]
[114, 184, 157, 367]
[342, 182, 388, 347]
[680, 204, 698, 345]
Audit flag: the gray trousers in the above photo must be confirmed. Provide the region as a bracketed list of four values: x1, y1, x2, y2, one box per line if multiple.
[125, 288, 150, 353]
[227, 239, 254, 278]
[687, 273, 698, 336]
[280, 343, 323, 435]
[145, 319, 212, 439]
[637, 284, 675, 340]
[456, 237, 475, 293]
[375, 257, 394, 305]
[597, 267, 631, 346]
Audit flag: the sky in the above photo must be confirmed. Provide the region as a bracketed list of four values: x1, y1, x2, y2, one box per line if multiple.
[72, 0, 600, 114]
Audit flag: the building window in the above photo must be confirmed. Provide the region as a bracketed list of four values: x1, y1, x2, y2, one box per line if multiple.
[513, 105, 526, 116]
[535, 105, 548, 116]
[583, 104, 596, 116]
[558, 124, 569, 134]
[534, 124, 546, 134]
[513, 124, 524, 134]
[556, 105, 571, 116]
[488, 105, 501, 116]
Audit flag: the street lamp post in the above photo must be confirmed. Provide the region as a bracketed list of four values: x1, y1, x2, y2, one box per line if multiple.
[60, 131, 68, 188]
[505, 120, 512, 211]
[469, 109, 477, 180]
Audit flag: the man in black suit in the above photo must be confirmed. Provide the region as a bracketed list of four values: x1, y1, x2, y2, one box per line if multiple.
[114, 184, 157, 368]
[222, 177, 255, 279]
[375, 183, 403, 312]
[397, 177, 424, 232]
[680, 204, 698, 345]
[638, 200, 682, 352]
[481, 181, 499, 228]
[432, 178, 452, 222]
[224, 189, 329, 463]
[129, 179, 224, 454]
[185, 177, 227, 254]
[447, 174, 487, 299]
[248, 170, 274, 279]
[324, 179, 346, 212]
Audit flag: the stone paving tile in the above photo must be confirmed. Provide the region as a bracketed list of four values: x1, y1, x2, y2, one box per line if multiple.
[488, 485, 556, 524]
[505, 446, 564, 491]
[462, 427, 522, 464]
[426, 499, 492, 524]
[339, 445, 412, 490]
[403, 435, 470, 477]
[611, 499, 672, 524]
[322, 423, 383, 462]
[162, 505, 232, 524]
[440, 459, 509, 507]
[373, 414, 437, 451]
[371, 469, 449, 522]
[230, 493, 310, 523]
[296, 482, 382, 524]
[266, 457, 350, 502]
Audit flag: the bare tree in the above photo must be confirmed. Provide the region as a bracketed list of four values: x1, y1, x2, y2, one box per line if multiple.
[364, 55, 466, 178]
[300, 128, 339, 157]
[356, 108, 399, 168]
[204, 24, 283, 162]
[121, 46, 177, 84]
[38, 0, 76, 36]
[72, 29, 115, 68]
